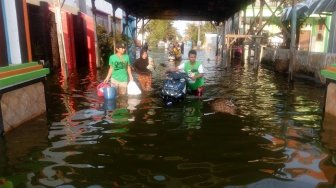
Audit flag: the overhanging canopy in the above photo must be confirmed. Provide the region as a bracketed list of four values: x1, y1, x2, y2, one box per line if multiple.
[106, 0, 254, 21]
[281, 0, 336, 22]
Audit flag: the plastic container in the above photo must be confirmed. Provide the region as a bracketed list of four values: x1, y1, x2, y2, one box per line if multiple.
[97, 82, 110, 97]
[103, 87, 117, 99]
[103, 99, 116, 111]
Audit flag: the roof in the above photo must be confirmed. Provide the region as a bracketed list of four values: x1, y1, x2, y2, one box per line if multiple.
[281, 0, 336, 21]
[106, 0, 254, 22]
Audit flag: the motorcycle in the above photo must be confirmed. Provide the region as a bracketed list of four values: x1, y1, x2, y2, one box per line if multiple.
[160, 72, 188, 106]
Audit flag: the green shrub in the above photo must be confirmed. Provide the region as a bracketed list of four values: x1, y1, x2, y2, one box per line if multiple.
[96, 25, 133, 66]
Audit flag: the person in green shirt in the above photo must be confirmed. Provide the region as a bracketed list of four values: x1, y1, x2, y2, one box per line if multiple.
[177, 49, 205, 96]
[104, 43, 134, 95]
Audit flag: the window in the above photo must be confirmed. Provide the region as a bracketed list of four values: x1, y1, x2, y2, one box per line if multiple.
[316, 23, 324, 42]
[96, 14, 108, 31]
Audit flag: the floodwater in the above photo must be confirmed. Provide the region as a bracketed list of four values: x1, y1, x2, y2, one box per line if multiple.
[1, 47, 336, 188]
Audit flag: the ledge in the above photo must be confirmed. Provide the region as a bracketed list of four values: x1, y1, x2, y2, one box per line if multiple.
[0, 62, 49, 90]
[321, 64, 336, 81]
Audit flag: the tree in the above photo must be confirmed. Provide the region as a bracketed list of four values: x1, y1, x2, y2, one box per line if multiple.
[185, 23, 198, 46]
[267, 0, 310, 49]
[97, 25, 113, 64]
[144, 20, 179, 47]
[96, 25, 132, 65]
[185, 22, 216, 47]
[262, 0, 307, 48]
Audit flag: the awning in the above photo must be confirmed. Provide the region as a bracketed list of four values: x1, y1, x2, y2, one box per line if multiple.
[281, 0, 336, 22]
[105, 0, 254, 22]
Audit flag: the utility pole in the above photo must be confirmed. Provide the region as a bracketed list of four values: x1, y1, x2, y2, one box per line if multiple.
[243, 8, 246, 35]
[197, 21, 201, 48]
[289, 0, 297, 82]
[91, 0, 100, 68]
[54, 0, 68, 77]
[142, 18, 144, 47]
[111, 2, 116, 54]
[259, 0, 264, 32]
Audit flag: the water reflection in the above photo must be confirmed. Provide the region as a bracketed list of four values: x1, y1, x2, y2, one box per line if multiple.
[319, 113, 336, 186]
[105, 97, 135, 125]
[103, 98, 116, 111]
[1, 48, 335, 187]
[182, 99, 202, 129]
[0, 116, 49, 187]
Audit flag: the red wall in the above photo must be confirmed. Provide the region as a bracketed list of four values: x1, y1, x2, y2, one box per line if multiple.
[49, 6, 97, 71]
[61, 11, 76, 70]
[80, 13, 96, 69]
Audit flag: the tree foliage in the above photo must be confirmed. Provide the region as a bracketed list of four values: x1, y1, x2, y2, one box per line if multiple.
[263, 0, 310, 48]
[144, 20, 179, 47]
[97, 25, 113, 64]
[282, 0, 305, 7]
[96, 25, 132, 64]
[185, 22, 216, 47]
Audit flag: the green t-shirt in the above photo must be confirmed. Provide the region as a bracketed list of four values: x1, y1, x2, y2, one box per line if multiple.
[109, 54, 130, 82]
[184, 61, 205, 90]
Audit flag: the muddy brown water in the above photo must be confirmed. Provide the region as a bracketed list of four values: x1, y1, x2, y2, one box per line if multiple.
[1, 48, 335, 187]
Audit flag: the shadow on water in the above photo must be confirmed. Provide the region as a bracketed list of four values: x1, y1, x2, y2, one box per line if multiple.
[0, 48, 335, 187]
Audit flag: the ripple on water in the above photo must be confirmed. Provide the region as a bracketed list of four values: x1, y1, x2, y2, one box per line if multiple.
[1, 49, 330, 187]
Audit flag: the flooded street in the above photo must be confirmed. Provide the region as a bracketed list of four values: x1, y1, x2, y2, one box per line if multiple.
[1, 48, 335, 187]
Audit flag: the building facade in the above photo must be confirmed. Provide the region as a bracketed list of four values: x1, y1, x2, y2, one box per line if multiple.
[0, 0, 135, 72]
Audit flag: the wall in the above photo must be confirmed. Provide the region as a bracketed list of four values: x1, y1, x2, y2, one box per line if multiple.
[204, 33, 217, 50]
[262, 47, 336, 83]
[1, 82, 46, 133]
[0, 0, 8, 66]
[1, 0, 22, 64]
[328, 12, 336, 53]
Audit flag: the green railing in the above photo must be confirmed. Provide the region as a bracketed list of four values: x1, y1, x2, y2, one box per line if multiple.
[0, 62, 49, 89]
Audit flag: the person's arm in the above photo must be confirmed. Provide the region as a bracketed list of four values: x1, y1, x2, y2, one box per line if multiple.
[104, 56, 114, 83]
[148, 57, 155, 70]
[196, 64, 204, 78]
[194, 72, 204, 79]
[176, 62, 185, 72]
[168, 62, 183, 72]
[191, 64, 204, 80]
[127, 64, 134, 81]
[104, 66, 113, 83]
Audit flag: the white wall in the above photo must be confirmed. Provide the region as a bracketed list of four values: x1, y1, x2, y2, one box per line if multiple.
[88, 0, 122, 19]
[1, 0, 22, 64]
[204, 33, 217, 49]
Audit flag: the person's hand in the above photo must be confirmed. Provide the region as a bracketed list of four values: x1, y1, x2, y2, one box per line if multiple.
[103, 78, 109, 83]
[168, 67, 177, 72]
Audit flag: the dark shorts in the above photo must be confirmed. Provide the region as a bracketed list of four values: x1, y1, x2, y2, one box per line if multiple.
[189, 86, 204, 97]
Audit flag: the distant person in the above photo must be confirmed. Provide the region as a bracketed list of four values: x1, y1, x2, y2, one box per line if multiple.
[133, 49, 152, 91]
[180, 42, 184, 54]
[177, 49, 205, 96]
[104, 42, 134, 96]
[143, 42, 148, 51]
[172, 43, 181, 61]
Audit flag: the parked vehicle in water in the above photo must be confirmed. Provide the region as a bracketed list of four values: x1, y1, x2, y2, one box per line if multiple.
[161, 72, 188, 106]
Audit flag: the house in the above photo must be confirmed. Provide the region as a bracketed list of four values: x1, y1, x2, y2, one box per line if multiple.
[0, 0, 134, 71]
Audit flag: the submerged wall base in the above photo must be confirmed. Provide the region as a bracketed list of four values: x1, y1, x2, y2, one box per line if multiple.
[325, 82, 336, 118]
[1, 81, 46, 133]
